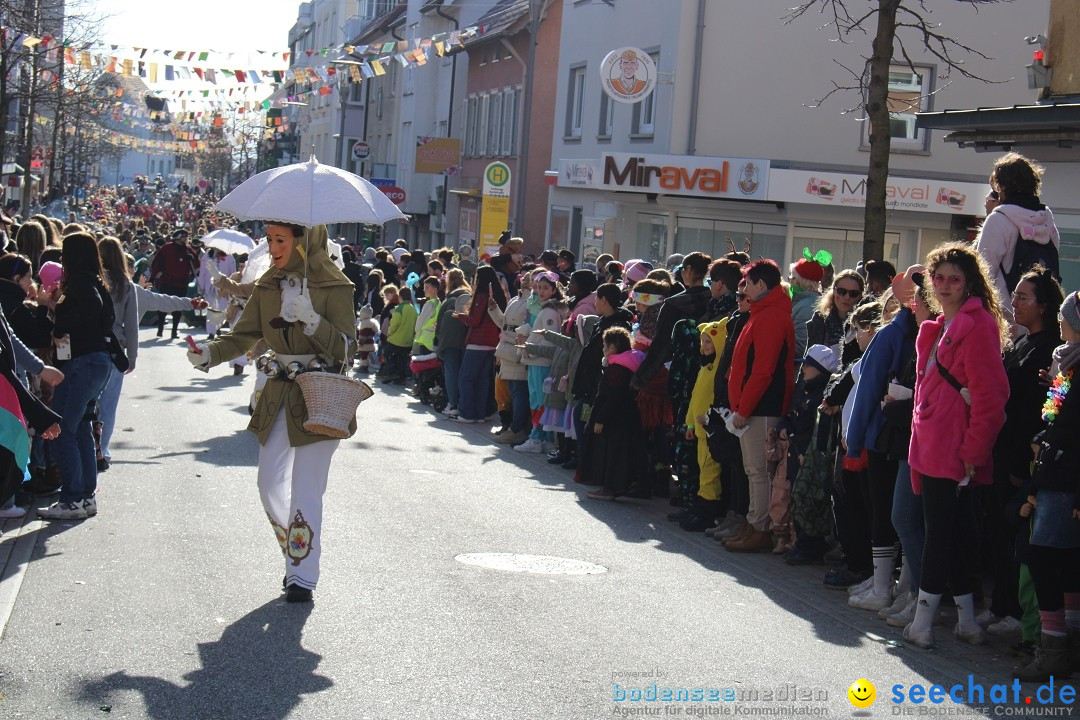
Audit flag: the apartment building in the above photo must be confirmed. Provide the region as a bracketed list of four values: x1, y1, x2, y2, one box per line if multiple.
[546, 0, 1071, 272]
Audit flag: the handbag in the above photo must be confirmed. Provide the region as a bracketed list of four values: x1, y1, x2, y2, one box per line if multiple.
[104, 332, 129, 373]
[790, 412, 835, 538]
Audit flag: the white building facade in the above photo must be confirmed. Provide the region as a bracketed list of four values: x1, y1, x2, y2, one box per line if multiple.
[546, 0, 1080, 273]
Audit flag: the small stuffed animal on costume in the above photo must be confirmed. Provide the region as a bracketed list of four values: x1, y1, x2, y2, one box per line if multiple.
[356, 304, 380, 373]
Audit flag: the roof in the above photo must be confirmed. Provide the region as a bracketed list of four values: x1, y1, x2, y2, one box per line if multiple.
[915, 101, 1080, 160]
[463, 0, 530, 47]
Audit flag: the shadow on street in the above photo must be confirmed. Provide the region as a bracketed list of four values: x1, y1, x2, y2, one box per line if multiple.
[80, 598, 330, 719]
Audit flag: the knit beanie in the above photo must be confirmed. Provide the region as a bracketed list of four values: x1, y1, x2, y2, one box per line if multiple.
[358, 304, 374, 320]
[1062, 291, 1080, 336]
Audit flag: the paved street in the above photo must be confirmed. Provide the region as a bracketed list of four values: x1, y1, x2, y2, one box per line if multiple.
[0, 331, 1050, 719]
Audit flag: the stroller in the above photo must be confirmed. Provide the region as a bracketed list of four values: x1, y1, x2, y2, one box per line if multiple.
[409, 353, 447, 412]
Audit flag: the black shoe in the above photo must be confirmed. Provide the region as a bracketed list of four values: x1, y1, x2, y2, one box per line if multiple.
[666, 508, 692, 522]
[679, 514, 716, 532]
[170, 330, 179, 340]
[285, 584, 312, 603]
[561, 459, 578, 470]
[547, 453, 571, 465]
[156, 328, 163, 338]
[784, 549, 825, 566]
[97, 457, 110, 472]
[233, 363, 244, 376]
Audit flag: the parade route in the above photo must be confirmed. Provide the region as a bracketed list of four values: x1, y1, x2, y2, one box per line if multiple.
[0, 333, 1047, 719]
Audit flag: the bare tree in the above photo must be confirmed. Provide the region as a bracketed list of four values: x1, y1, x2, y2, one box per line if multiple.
[785, 0, 1006, 261]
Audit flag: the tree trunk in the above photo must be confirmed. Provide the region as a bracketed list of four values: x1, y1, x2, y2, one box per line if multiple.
[863, 0, 900, 263]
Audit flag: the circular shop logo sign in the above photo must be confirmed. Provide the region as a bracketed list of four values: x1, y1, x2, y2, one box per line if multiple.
[352, 141, 370, 160]
[600, 47, 657, 105]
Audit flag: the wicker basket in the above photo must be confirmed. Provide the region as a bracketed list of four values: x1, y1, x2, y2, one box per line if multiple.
[295, 371, 374, 438]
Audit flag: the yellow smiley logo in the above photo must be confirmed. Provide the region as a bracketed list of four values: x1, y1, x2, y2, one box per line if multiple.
[848, 679, 876, 709]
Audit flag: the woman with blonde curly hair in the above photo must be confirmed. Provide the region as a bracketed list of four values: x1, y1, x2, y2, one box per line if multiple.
[903, 242, 1009, 649]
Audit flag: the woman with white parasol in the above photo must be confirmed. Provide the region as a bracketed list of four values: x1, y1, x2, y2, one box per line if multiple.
[186, 157, 401, 602]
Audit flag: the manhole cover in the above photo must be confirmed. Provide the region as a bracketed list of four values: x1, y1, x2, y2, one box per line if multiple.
[454, 553, 607, 575]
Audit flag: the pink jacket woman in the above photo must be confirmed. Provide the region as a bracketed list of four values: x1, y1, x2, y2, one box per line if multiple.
[908, 296, 1008, 492]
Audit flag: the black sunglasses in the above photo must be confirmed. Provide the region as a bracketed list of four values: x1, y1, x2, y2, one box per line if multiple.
[834, 287, 862, 299]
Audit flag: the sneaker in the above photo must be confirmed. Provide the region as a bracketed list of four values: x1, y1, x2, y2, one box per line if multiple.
[446, 415, 480, 423]
[975, 609, 1001, 628]
[903, 622, 935, 649]
[38, 501, 88, 520]
[849, 589, 893, 612]
[954, 623, 987, 645]
[886, 599, 918, 628]
[987, 616, 1022, 636]
[513, 438, 545, 454]
[714, 517, 748, 539]
[824, 567, 871, 590]
[879, 591, 915, 620]
[82, 497, 98, 517]
[847, 576, 874, 596]
[0, 505, 27, 519]
[440, 405, 458, 416]
[704, 513, 735, 538]
[541, 441, 557, 454]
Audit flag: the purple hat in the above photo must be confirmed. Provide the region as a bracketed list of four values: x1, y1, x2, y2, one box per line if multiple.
[622, 259, 653, 288]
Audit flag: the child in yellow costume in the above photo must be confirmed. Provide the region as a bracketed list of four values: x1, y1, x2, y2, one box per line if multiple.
[685, 320, 729, 529]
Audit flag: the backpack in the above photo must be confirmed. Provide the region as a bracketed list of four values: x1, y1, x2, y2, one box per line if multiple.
[1001, 223, 1060, 293]
[790, 412, 835, 538]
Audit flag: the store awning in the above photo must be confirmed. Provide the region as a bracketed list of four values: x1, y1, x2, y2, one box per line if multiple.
[915, 102, 1080, 161]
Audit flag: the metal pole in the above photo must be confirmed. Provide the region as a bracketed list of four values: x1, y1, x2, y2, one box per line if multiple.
[514, 0, 544, 237]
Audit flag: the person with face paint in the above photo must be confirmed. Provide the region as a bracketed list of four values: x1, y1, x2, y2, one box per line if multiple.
[186, 223, 357, 603]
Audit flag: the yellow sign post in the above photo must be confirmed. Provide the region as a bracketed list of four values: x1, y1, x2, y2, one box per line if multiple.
[479, 161, 512, 258]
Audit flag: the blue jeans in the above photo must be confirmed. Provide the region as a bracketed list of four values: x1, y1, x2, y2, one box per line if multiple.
[509, 379, 531, 433]
[441, 347, 464, 409]
[98, 365, 125, 461]
[52, 352, 112, 503]
[458, 349, 494, 421]
[891, 459, 924, 594]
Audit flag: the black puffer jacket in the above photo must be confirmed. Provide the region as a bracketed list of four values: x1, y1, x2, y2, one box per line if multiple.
[572, 307, 634, 402]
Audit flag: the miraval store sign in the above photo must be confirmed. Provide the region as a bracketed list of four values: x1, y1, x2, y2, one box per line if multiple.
[768, 168, 991, 216]
[558, 153, 770, 201]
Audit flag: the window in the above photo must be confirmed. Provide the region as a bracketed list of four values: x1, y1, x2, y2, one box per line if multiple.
[863, 64, 932, 151]
[674, 219, 786, 267]
[564, 65, 585, 138]
[598, 92, 613, 139]
[349, 80, 363, 103]
[375, 86, 384, 119]
[794, 227, 900, 271]
[631, 53, 658, 137]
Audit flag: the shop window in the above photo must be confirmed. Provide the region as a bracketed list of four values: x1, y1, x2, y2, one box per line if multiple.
[550, 206, 571, 249]
[1058, 230, 1080, 293]
[862, 64, 932, 152]
[636, 213, 668, 264]
[673, 218, 785, 267]
[794, 227, 900, 272]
